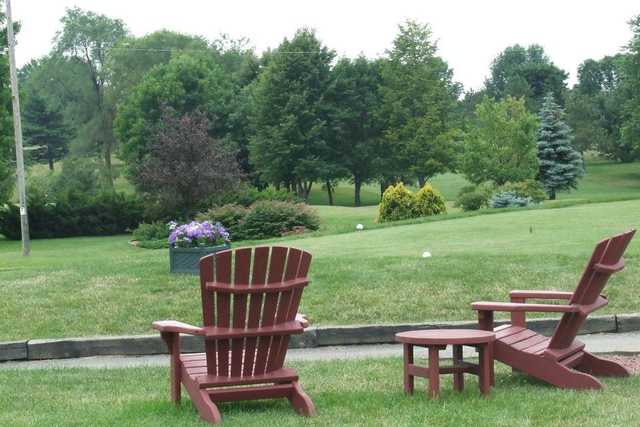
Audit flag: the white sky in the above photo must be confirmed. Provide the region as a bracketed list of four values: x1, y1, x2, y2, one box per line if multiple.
[9, 0, 640, 91]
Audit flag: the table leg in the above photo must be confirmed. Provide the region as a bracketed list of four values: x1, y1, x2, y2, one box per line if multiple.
[428, 346, 440, 399]
[403, 343, 414, 395]
[478, 344, 491, 396]
[452, 344, 464, 392]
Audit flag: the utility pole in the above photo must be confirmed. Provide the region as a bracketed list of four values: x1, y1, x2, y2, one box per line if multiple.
[6, 0, 30, 256]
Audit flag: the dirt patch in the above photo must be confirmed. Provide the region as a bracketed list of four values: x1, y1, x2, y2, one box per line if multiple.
[603, 355, 640, 375]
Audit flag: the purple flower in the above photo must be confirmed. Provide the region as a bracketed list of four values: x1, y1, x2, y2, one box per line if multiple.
[167, 220, 231, 248]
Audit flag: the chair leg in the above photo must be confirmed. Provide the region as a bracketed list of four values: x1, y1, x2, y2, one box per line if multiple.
[288, 381, 316, 416]
[576, 352, 631, 378]
[194, 390, 223, 424]
[181, 370, 222, 424]
[161, 332, 181, 403]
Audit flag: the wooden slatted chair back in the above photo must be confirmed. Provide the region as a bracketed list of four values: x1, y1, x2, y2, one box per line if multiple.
[199, 246, 312, 378]
[547, 229, 635, 352]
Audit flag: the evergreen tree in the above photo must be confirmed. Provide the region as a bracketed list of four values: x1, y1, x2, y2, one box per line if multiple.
[536, 93, 584, 200]
[23, 93, 70, 170]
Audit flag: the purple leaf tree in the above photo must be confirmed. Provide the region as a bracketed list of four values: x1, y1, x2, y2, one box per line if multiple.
[136, 107, 242, 214]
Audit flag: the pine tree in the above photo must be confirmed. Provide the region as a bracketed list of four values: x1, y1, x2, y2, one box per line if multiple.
[23, 93, 70, 170]
[536, 93, 584, 199]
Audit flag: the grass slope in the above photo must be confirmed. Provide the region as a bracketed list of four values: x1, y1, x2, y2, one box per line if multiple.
[307, 160, 640, 206]
[0, 360, 638, 426]
[1, 199, 638, 341]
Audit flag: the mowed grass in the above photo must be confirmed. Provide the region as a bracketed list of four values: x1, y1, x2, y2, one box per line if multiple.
[1, 199, 638, 341]
[1, 359, 639, 426]
[307, 160, 640, 207]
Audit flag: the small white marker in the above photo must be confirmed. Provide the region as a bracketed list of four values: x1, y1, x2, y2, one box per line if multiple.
[356, 224, 364, 230]
[422, 251, 432, 258]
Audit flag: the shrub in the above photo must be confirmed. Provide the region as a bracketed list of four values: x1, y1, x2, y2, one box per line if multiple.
[196, 204, 250, 240]
[457, 192, 486, 211]
[415, 184, 447, 216]
[378, 183, 447, 222]
[242, 201, 320, 240]
[378, 183, 418, 222]
[498, 180, 546, 203]
[454, 182, 495, 211]
[489, 191, 532, 208]
[0, 191, 143, 239]
[132, 221, 170, 242]
[196, 201, 319, 241]
[205, 185, 301, 208]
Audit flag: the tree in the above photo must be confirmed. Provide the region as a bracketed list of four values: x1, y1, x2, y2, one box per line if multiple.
[137, 108, 241, 215]
[22, 92, 70, 170]
[536, 93, 584, 199]
[54, 7, 128, 187]
[380, 20, 461, 188]
[107, 30, 209, 105]
[249, 28, 335, 199]
[619, 15, 640, 161]
[485, 44, 568, 111]
[326, 56, 384, 206]
[461, 96, 539, 185]
[115, 53, 235, 182]
[564, 90, 607, 155]
[567, 55, 627, 160]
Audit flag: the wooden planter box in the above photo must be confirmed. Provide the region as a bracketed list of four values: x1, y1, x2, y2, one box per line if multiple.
[169, 244, 230, 274]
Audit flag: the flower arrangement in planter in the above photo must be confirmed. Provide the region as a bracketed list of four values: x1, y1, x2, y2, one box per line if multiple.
[168, 220, 231, 274]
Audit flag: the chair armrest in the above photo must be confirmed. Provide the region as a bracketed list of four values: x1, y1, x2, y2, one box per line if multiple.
[296, 313, 310, 328]
[152, 320, 204, 335]
[509, 290, 573, 300]
[471, 301, 579, 313]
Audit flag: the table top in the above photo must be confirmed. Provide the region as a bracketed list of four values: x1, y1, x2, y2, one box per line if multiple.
[395, 329, 495, 345]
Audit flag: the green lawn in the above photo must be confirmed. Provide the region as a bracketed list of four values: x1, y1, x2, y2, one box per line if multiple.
[307, 160, 640, 207]
[1, 199, 638, 341]
[0, 359, 638, 426]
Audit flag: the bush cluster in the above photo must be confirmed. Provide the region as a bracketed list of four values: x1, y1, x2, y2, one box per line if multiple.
[131, 221, 171, 248]
[454, 183, 495, 211]
[204, 186, 302, 208]
[0, 158, 143, 240]
[497, 180, 546, 203]
[0, 192, 143, 239]
[378, 183, 446, 222]
[489, 191, 532, 208]
[455, 179, 546, 212]
[197, 201, 319, 241]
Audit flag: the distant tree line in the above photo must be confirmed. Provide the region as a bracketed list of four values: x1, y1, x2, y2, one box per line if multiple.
[2, 6, 640, 211]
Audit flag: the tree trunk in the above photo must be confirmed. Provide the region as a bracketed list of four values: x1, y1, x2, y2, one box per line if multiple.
[103, 143, 114, 190]
[325, 181, 334, 206]
[549, 189, 556, 200]
[354, 175, 362, 207]
[296, 180, 305, 199]
[48, 154, 54, 171]
[303, 181, 313, 201]
[418, 176, 426, 188]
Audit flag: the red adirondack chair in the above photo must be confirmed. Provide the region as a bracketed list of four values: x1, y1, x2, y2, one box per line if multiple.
[152, 246, 316, 424]
[472, 229, 635, 390]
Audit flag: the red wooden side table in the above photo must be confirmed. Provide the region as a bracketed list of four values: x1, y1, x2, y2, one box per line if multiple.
[395, 329, 496, 398]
